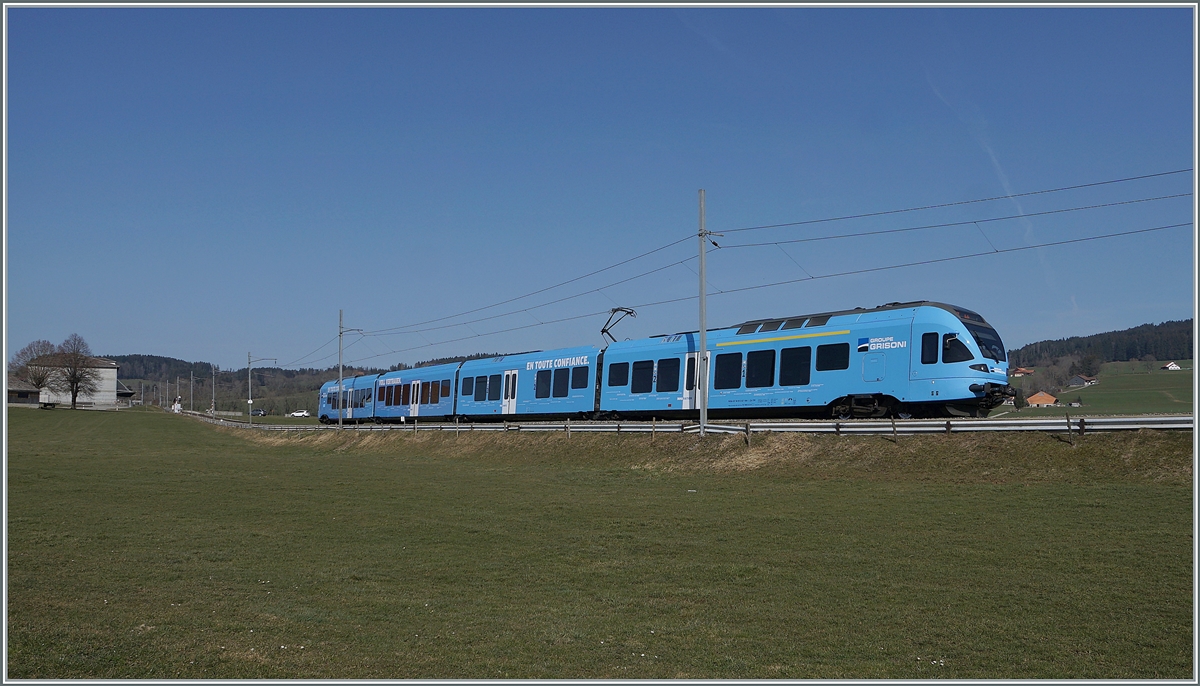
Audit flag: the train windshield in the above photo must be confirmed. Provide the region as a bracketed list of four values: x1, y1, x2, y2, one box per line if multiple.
[964, 322, 1006, 362]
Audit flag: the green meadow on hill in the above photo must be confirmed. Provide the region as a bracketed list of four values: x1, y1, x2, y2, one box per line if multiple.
[1006, 361, 1192, 417]
[6, 407, 1192, 679]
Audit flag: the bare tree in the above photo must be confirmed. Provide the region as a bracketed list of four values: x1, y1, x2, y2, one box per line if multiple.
[46, 334, 103, 410]
[8, 339, 58, 390]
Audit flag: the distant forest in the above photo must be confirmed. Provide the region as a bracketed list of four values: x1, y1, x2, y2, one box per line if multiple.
[1007, 319, 1192, 368]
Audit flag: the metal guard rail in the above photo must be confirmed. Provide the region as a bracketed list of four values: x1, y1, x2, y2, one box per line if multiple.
[188, 413, 1192, 435]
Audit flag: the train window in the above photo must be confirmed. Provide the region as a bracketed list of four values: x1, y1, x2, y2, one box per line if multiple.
[420, 382, 430, 404]
[553, 368, 570, 397]
[759, 320, 785, 333]
[488, 374, 502, 401]
[473, 376, 487, 402]
[782, 318, 807, 330]
[402, 384, 411, 405]
[571, 366, 589, 389]
[964, 323, 1006, 362]
[535, 370, 552, 398]
[942, 334, 974, 363]
[806, 315, 831, 327]
[779, 346, 811, 386]
[462, 377, 474, 397]
[746, 349, 776, 388]
[608, 362, 629, 387]
[921, 333, 939, 365]
[686, 357, 695, 391]
[815, 343, 850, 371]
[432, 381, 443, 404]
[505, 374, 514, 400]
[384, 386, 393, 406]
[442, 380, 451, 400]
[631, 360, 654, 394]
[714, 353, 742, 389]
[736, 324, 760, 335]
[657, 358, 680, 393]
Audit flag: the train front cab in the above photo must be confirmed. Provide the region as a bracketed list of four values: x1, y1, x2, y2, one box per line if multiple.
[907, 305, 1012, 417]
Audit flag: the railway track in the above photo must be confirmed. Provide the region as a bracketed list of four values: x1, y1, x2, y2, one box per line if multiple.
[190, 413, 1193, 436]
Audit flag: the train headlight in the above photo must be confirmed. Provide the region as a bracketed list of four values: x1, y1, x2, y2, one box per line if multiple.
[969, 364, 990, 373]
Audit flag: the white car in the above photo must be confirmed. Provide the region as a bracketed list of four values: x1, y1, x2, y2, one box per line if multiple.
[288, 409, 311, 417]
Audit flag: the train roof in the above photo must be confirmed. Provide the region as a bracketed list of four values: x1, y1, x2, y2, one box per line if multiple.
[652, 301, 989, 338]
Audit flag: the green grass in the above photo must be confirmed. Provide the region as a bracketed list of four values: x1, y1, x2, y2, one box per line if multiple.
[6, 408, 1193, 678]
[1005, 361, 1193, 417]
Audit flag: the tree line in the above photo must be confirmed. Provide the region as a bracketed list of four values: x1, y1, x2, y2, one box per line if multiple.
[1008, 319, 1192, 369]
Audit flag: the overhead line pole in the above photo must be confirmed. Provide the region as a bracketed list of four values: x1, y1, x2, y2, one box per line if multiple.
[339, 310, 344, 431]
[697, 189, 724, 439]
[698, 190, 708, 437]
[337, 310, 362, 431]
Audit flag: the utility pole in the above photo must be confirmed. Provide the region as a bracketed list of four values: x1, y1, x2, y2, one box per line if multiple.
[697, 189, 723, 438]
[212, 365, 217, 413]
[338, 309, 363, 431]
[248, 353, 277, 426]
[698, 189, 709, 437]
[190, 371, 194, 412]
[339, 310, 344, 431]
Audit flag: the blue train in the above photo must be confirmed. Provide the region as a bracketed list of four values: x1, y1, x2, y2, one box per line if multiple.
[318, 301, 1014, 423]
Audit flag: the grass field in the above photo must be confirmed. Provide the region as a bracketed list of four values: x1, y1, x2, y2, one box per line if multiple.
[1003, 361, 1193, 418]
[6, 407, 1193, 678]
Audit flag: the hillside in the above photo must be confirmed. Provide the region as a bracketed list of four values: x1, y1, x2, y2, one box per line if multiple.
[1008, 319, 1192, 368]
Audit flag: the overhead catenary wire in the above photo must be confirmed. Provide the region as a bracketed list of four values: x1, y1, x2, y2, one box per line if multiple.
[717, 192, 1191, 249]
[365, 235, 694, 335]
[360, 168, 1192, 337]
[358, 191, 1187, 340]
[278, 334, 341, 369]
[720, 168, 1193, 235]
[342, 221, 1191, 365]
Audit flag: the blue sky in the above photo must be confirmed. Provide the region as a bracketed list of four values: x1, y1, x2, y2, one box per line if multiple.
[5, 6, 1195, 372]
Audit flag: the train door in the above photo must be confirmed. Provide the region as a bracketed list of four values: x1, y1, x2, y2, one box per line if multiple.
[682, 352, 699, 410]
[502, 369, 519, 414]
[863, 353, 886, 382]
[409, 380, 420, 417]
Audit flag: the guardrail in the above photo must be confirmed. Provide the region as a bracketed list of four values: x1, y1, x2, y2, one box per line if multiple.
[187, 412, 1192, 436]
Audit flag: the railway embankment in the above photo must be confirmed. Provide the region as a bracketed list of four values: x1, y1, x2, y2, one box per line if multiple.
[231, 422, 1192, 485]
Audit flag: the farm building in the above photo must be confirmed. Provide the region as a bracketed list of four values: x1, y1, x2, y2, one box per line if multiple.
[1025, 391, 1058, 408]
[1066, 374, 1098, 387]
[7, 375, 40, 405]
[1161, 361, 1182, 370]
[1010, 367, 1035, 377]
[27, 354, 121, 408]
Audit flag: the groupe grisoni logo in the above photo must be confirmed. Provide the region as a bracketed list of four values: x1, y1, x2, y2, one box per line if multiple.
[858, 336, 908, 352]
